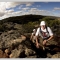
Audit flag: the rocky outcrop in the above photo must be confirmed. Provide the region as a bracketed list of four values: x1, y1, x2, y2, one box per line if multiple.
[9, 49, 25, 58]
[0, 30, 25, 48]
[0, 49, 9, 58]
[4, 35, 26, 48]
[0, 29, 60, 58]
[25, 48, 36, 56]
[52, 53, 60, 58]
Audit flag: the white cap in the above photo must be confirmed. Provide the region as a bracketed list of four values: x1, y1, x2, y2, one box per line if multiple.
[33, 29, 36, 32]
[40, 21, 46, 26]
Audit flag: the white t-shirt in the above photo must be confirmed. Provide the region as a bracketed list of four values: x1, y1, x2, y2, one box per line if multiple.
[36, 27, 53, 39]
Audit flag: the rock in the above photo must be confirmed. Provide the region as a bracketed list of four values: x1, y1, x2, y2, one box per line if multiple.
[26, 55, 37, 58]
[2, 53, 9, 58]
[52, 53, 60, 58]
[0, 35, 26, 49]
[9, 49, 25, 58]
[25, 48, 36, 56]
[18, 44, 25, 49]
[12, 35, 26, 44]
[0, 49, 9, 58]
[7, 30, 14, 34]
[3, 22, 14, 30]
[0, 27, 27, 49]
[46, 39, 58, 46]
[9, 49, 20, 58]
[0, 30, 59, 58]
[0, 49, 4, 58]
[47, 53, 52, 58]
[5, 49, 10, 54]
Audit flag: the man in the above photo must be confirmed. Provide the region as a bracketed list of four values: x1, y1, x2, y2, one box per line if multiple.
[35, 21, 54, 50]
[30, 29, 36, 43]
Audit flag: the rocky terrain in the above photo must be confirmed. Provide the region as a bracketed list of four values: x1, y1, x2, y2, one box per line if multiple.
[0, 28, 60, 58]
[0, 15, 60, 58]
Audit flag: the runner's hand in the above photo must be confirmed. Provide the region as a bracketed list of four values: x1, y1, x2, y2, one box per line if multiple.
[36, 43, 39, 48]
[43, 40, 47, 45]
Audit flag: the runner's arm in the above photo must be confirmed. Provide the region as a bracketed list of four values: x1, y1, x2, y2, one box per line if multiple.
[47, 35, 54, 41]
[47, 27, 54, 41]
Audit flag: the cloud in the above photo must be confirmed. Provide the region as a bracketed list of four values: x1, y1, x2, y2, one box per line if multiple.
[22, 7, 30, 11]
[18, 2, 33, 10]
[0, 2, 21, 18]
[0, 2, 20, 11]
[26, 3, 33, 6]
[0, 7, 54, 20]
[16, 8, 54, 17]
[36, 5, 41, 7]
[5, 9, 14, 13]
[0, 2, 58, 20]
[0, 2, 34, 12]
[0, 2, 34, 20]
[18, 5, 23, 9]
[27, 8, 54, 16]
[5, 2, 33, 9]
[53, 7, 60, 11]
[0, 12, 5, 17]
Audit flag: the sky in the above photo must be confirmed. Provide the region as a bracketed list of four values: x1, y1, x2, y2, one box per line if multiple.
[0, 2, 60, 20]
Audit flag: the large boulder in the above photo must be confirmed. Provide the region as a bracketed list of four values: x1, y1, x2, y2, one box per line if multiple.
[47, 53, 52, 58]
[25, 48, 36, 56]
[52, 53, 60, 58]
[9, 48, 25, 58]
[4, 35, 26, 48]
[0, 49, 9, 58]
[0, 30, 26, 47]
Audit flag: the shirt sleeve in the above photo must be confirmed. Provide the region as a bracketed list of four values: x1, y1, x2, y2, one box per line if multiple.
[48, 27, 53, 36]
[35, 28, 40, 36]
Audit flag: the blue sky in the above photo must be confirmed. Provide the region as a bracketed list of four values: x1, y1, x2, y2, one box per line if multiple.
[0, 2, 60, 20]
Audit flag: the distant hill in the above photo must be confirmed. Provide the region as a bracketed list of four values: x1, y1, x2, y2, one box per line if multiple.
[0, 14, 57, 24]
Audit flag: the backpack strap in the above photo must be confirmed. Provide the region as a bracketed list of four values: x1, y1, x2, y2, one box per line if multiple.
[45, 26, 49, 34]
[40, 26, 49, 37]
[40, 26, 42, 34]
